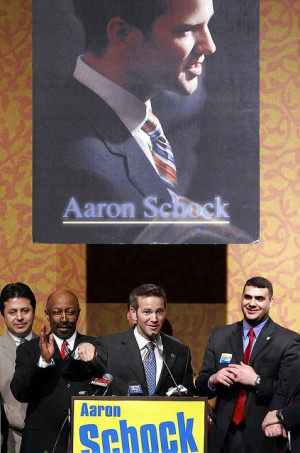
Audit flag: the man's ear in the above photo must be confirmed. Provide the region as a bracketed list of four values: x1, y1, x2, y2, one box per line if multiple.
[107, 17, 142, 49]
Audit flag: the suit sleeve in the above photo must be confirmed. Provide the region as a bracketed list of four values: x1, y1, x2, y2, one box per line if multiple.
[257, 334, 300, 401]
[282, 390, 300, 431]
[181, 346, 196, 395]
[10, 342, 56, 403]
[194, 330, 218, 399]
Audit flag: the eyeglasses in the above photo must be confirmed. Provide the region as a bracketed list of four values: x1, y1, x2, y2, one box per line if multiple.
[49, 311, 77, 319]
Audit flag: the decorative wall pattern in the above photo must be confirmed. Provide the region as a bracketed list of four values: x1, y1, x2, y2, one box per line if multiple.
[0, 0, 299, 373]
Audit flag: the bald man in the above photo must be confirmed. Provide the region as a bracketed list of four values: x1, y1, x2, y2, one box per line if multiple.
[10, 289, 95, 453]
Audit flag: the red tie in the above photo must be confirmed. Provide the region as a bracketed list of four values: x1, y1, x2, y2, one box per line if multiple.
[232, 328, 254, 425]
[60, 340, 69, 359]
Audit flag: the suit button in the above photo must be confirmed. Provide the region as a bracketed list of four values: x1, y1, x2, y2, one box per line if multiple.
[226, 416, 231, 420]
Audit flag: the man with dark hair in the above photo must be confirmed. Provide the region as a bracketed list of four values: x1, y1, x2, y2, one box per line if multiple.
[34, 0, 219, 243]
[10, 289, 95, 453]
[64, 283, 194, 396]
[0, 283, 38, 453]
[195, 277, 300, 453]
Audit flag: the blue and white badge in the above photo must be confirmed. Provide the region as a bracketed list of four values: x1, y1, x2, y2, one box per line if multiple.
[220, 353, 232, 364]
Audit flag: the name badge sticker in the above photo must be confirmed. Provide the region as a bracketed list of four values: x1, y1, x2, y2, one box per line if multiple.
[220, 353, 232, 364]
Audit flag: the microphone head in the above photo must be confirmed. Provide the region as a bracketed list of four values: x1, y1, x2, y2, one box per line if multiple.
[151, 333, 158, 342]
[128, 381, 143, 396]
[103, 373, 113, 382]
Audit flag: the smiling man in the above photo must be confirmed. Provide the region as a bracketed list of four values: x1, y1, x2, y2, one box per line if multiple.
[65, 284, 195, 396]
[0, 283, 38, 453]
[195, 276, 300, 453]
[33, 0, 220, 243]
[10, 289, 95, 453]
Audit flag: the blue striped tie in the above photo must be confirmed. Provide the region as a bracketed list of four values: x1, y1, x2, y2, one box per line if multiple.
[142, 111, 179, 197]
[143, 342, 156, 395]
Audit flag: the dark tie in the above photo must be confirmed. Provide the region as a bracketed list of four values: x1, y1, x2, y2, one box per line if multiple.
[142, 111, 179, 196]
[19, 338, 28, 344]
[143, 342, 157, 395]
[232, 328, 255, 425]
[61, 340, 70, 359]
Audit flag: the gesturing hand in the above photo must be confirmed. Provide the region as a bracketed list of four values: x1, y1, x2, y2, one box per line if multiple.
[39, 323, 55, 363]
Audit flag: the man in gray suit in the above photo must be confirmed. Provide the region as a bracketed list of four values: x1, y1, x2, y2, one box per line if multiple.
[0, 283, 38, 453]
[195, 276, 300, 453]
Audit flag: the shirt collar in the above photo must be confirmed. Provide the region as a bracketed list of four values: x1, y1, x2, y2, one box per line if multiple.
[133, 326, 163, 351]
[52, 330, 77, 351]
[7, 330, 33, 346]
[242, 318, 269, 339]
[73, 55, 151, 134]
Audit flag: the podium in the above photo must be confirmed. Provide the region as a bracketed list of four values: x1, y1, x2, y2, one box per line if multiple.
[71, 396, 207, 453]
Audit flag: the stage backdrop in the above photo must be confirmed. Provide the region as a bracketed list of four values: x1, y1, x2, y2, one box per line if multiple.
[0, 0, 299, 371]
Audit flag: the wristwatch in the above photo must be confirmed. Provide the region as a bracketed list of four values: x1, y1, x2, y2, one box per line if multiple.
[276, 409, 284, 423]
[254, 375, 261, 389]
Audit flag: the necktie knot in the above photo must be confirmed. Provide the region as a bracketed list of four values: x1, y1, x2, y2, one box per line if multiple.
[19, 338, 28, 344]
[142, 111, 179, 196]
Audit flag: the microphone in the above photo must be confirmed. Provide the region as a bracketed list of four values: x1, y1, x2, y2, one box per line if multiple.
[128, 381, 143, 396]
[90, 373, 113, 396]
[151, 333, 187, 397]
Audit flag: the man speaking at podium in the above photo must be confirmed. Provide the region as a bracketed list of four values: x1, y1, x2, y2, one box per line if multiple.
[64, 284, 195, 396]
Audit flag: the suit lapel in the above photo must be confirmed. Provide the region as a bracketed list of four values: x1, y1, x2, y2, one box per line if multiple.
[81, 84, 171, 203]
[1, 331, 16, 364]
[229, 322, 244, 364]
[156, 335, 178, 392]
[250, 318, 274, 364]
[121, 328, 148, 393]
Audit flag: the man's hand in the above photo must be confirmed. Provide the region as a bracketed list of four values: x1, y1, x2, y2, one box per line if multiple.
[39, 323, 54, 363]
[228, 362, 258, 386]
[264, 423, 287, 438]
[77, 342, 97, 362]
[209, 367, 237, 388]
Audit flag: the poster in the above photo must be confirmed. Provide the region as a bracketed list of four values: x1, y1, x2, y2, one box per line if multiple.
[72, 397, 207, 453]
[32, 0, 259, 244]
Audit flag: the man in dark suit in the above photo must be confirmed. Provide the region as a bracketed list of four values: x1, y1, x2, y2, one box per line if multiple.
[64, 284, 195, 396]
[262, 367, 300, 452]
[10, 289, 95, 453]
[195, 276, 300, 453]
[0, 282, 38, 453]
[33, 0, 225, 244]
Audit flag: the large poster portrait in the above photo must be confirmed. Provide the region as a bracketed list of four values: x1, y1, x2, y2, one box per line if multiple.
[33, 0, 259, 244]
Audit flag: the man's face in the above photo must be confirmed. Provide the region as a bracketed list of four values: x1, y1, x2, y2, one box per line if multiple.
[2, 297, 34, 338]
[45, 291, 80, 339]
[241, 286, 273, 327]
[133, 0, 216, 98]
[134, 295, 167, 340]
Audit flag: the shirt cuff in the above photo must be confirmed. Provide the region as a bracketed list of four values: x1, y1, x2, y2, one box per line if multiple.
[38, 356, 55, 368]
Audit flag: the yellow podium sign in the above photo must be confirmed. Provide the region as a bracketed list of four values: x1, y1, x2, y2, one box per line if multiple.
[72, 396, 207, 453]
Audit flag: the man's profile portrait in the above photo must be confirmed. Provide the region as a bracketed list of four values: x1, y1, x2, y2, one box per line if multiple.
[33, 0, 259, 244]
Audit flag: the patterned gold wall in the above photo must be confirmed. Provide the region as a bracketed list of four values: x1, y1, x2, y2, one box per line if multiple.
[0, 0, 299, 373]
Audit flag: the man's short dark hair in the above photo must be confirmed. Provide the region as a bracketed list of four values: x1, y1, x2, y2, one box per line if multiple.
[129, 283, 167, 310]
[0, 282, 37, 316]
[73, 0, 169, 56]
[243, 277, 273, 298]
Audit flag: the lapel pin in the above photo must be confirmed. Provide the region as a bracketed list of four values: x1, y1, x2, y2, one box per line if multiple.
[267, 336, 270, 340]
[171, 353, 175, 358]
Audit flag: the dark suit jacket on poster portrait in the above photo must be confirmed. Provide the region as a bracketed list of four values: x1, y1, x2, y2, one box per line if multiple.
[195, 318, 300, 453]
[64, 326, 195, 397]
[10, 333, 95, 453]
[32, 0, 259, 245]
